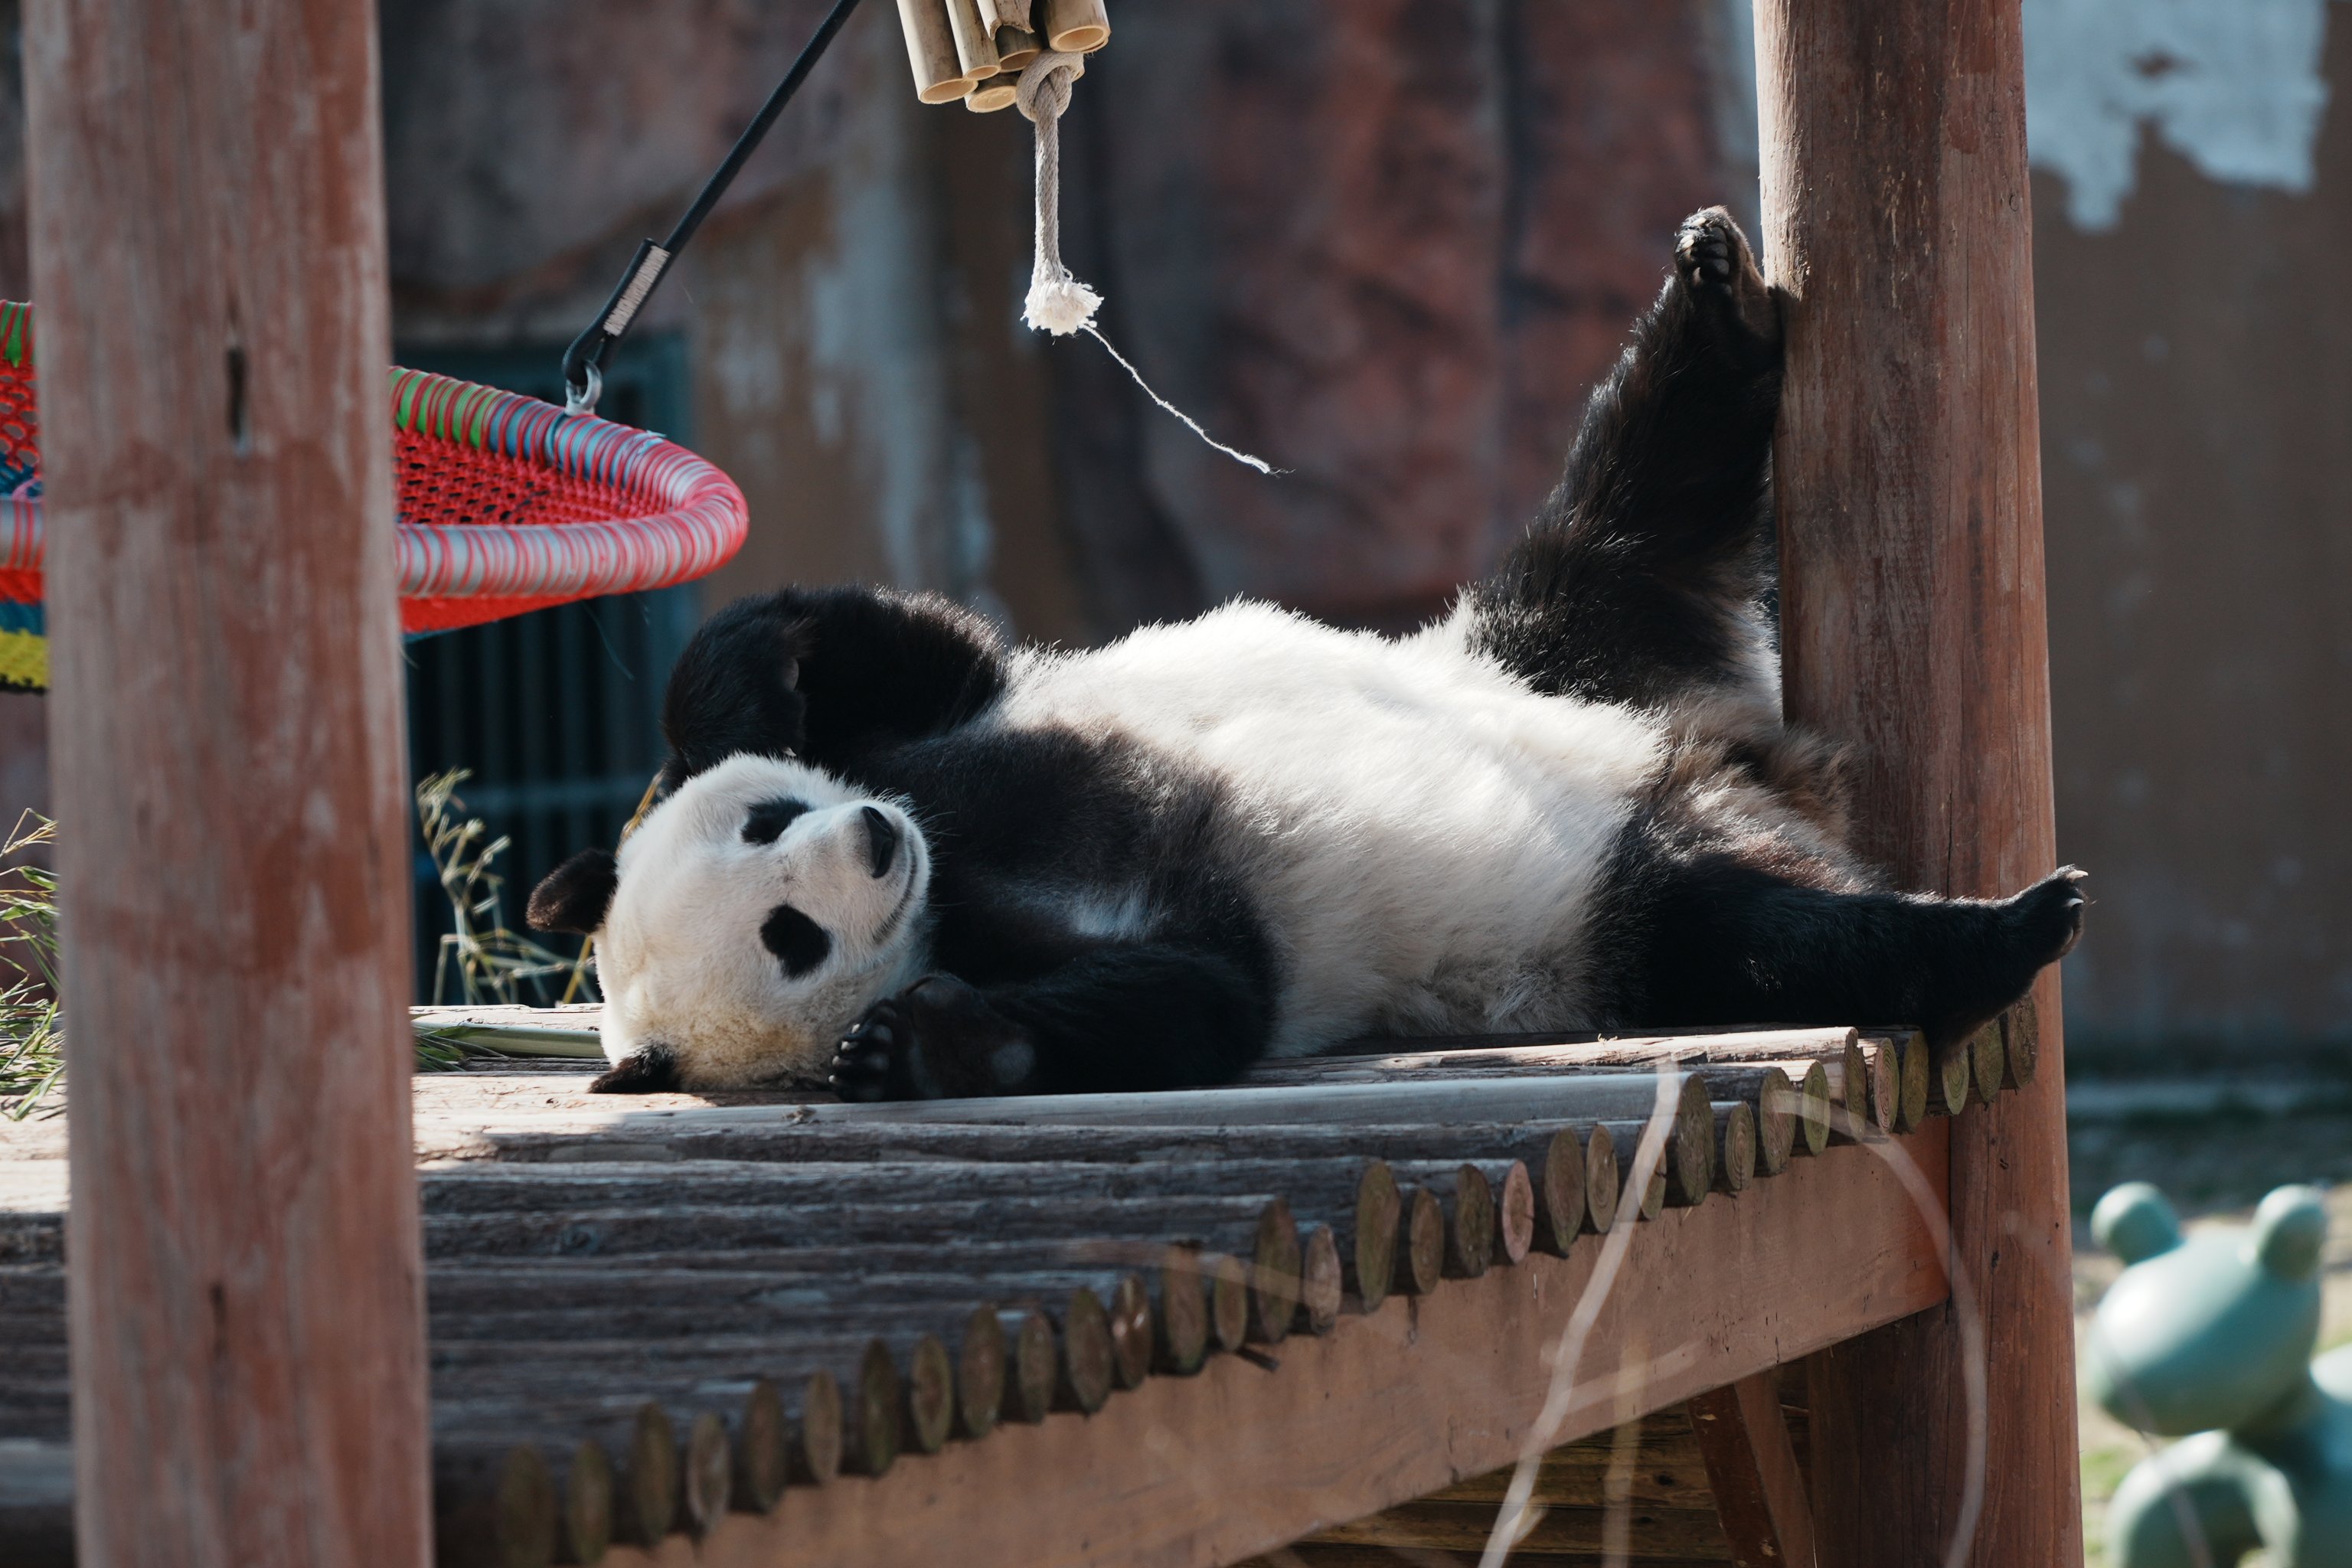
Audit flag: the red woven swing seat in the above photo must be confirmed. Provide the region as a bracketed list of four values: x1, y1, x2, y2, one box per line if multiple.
[0, 302, 749, 652]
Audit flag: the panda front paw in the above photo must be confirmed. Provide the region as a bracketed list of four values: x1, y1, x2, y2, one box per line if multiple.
[828, 974, 1040, 1102]
[1674, 206, 1779, 361]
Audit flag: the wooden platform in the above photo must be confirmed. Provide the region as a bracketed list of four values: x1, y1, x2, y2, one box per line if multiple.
[0, 1018, 2024, 1567]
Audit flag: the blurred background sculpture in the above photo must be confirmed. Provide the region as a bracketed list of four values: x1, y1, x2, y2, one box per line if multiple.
[2086, 1181, 2352, 1566]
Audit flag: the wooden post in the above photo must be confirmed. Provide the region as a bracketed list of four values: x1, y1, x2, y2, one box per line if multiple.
[1752, 2, 2082, 1564]
[24, 1, 430, 1564]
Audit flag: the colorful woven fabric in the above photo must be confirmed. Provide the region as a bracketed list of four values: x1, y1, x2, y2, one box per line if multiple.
[0, 305, 750, 685]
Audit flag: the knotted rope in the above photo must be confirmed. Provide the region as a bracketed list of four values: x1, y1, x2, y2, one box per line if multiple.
[1014, 51, 1277, 474]
[1015, 51, 1101, 335]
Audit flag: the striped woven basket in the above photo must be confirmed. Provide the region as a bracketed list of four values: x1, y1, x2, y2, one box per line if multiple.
[0, 302, 749, 691]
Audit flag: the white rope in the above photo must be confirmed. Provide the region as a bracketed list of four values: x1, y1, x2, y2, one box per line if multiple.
[1015, 52, 1279, 475]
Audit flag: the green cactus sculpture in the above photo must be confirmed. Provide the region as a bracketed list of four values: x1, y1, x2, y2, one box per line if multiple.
[2086, 1181, 2350, 1567]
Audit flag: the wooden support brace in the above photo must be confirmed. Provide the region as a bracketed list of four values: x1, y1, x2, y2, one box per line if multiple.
[1688, 1371, 1818, 1568]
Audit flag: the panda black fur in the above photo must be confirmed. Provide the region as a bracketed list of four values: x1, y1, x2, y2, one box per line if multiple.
[528, 208, 2087, 1099]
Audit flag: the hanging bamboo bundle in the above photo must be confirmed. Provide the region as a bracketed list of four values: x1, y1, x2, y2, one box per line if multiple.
[894, 0, 1106, 106]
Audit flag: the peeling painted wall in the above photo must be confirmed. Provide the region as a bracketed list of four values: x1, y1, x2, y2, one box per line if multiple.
[2024, 0, 2340, 230]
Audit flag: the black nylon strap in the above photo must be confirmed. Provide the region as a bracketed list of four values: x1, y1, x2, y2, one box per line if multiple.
[562, 0, 870, 413]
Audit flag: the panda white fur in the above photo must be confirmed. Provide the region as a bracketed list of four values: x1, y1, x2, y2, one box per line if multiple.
[528, 210, 2087, 1099]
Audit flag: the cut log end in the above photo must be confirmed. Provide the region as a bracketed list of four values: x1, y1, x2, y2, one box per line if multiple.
[798, 1370, 844, 1486]
[1753, 1067, 1798, 1175]
[1299, 1223, 1344, 1333]
[1714, 1102, 1757, 1194]
[622, 1402, 678, 1547]
[1041, 0, 1111, 53]
[1934, 1039, 1972, 1119]
[904, 1332, 956, 1455]
[1005, 1306, 1058, 1424]
[1583, 1125, 1622, 1235]
[492, 1443, 556, 1568]
[1351, 1160, 1401, 1312]
[1157, 1246, 1212, 1374]
[851, 1339, 901, 1476]
[684, 1411, 732, 1536]
[1206, 1253, 1251, 1354]
[958, 1305, 1006, 1439]
[1442, 1163, 1496, 1278]
[1057, 1287, 1116, 1413]
[737, 1378, 789, 1512]
[2003, 997, 2040, 1090]
[1968, 1018, 2006, 1106]
[565, 1439, 613, 1566]
[1494, 1161, 1536, 1265]
[1250, 1197, 1302, 1343]
[1108, 1273, 1154, 1388]
[1533, 1129, 1586, 1256]
[1395, 1184, 1445, 1296]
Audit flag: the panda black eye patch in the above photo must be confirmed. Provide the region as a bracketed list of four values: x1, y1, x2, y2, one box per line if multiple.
[760, 903, 832, 978]
[742, 798, 812, 845]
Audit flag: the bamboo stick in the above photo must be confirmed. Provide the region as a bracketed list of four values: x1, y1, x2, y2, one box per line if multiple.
[994, 25, 1040, 70]
[1054, 1287, 1116, 1413]
[894, 0, 973, 103]
[982, 0, 1030, 28]
[1299, 1224, 1344, 1333]
[1040, 0, 1109, 53]
[965, 82, 1019, 113]
[1713, 1103, 1758, 1194]
[943, 0, 1001, 78]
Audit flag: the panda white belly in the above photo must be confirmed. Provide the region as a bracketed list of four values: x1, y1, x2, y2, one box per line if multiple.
[995, 601, 1665, 1054]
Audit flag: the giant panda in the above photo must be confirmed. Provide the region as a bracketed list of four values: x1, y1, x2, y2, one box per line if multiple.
[526, 208, 2087, 1099]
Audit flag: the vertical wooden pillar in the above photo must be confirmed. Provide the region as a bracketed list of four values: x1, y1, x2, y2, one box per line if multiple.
[1752, 2, 2082, 1565]
[24, 1, 429, 1565]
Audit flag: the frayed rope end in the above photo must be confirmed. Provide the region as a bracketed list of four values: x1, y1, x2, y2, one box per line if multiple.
[1023, 275, 1102, 336]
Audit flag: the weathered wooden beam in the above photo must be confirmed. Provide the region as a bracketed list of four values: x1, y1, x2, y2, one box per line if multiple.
[23, 0, 429, 1563]
[1687, 1371, 1817, 1568]
[607, 1131, 1945, 1568]
[1753, 1, 2082, 1563]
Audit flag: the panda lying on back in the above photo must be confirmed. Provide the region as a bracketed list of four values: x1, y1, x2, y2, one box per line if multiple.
[528, 208, 2086, 1099]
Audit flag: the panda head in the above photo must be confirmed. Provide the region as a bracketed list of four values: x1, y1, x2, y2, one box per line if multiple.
[528, 753, 931, 1092]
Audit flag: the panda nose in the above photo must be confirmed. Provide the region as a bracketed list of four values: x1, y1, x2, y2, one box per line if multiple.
[860, 806, 900, 878]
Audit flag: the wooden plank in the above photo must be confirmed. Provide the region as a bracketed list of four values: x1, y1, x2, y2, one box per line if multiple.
[1307, 1499, 1730, 1556]
[21, 1, 430, 1565]
[1687, 1373, 1817, 1567]
[590, 1129, 1945, 1568]
[1751, 2, 2082, 1565]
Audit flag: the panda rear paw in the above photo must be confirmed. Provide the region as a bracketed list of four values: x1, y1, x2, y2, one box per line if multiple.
[828, 975, 1039, 1102]
[2009, 865, 2089, 966]
[1674, 207, 1779, 362]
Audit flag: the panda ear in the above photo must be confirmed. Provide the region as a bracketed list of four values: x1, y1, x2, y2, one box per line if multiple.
[659, 596, 818, 789]
[527, 848, 619, 935]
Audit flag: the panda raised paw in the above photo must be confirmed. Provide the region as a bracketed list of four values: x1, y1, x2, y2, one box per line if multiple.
[829, 973, 1040, 1102]
[1674, 206, 1779, 361]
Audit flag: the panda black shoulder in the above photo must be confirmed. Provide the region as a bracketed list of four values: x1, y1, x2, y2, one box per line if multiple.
[662, 586, 1010, 788]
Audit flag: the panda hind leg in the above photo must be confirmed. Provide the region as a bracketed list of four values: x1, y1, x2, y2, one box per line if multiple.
[1465, 206, 1783, 713]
